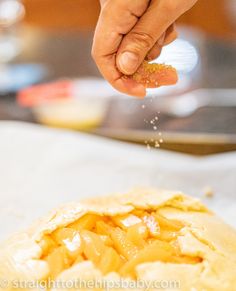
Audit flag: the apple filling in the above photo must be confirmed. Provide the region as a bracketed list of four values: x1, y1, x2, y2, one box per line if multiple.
[39, 211, 202, 279]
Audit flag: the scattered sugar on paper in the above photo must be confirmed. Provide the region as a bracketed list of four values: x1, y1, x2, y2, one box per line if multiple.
[203, 186, 214, 198]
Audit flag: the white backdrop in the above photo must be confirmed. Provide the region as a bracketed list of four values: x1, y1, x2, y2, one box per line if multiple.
[0, 122, 235, 241]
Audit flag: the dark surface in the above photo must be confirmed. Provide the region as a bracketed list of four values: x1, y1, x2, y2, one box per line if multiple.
[103, 102, 236, 134]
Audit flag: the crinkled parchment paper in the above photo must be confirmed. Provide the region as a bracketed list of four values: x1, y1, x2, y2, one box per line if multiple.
[0, 122, 235, 241]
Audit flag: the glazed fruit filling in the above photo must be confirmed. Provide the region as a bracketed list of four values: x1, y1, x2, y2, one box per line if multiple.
[39, 211, 202, 278]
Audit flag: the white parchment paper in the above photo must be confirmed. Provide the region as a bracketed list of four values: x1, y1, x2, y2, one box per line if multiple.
[0, 121, 235, 241]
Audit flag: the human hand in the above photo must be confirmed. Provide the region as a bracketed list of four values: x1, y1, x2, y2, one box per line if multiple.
[92, 0, 198, 97]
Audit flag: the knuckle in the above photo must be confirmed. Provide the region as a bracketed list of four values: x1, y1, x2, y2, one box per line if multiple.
[129, 31, 155, 50]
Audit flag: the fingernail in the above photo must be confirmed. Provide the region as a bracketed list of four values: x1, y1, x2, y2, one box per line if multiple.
[118, 52, 139, 75]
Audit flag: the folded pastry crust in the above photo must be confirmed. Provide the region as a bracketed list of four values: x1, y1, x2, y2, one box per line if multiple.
[1, 188, 236, 291]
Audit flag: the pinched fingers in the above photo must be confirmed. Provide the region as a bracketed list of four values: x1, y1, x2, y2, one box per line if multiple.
[92, 0, 149, 97]
[116, 0, 197, 75]
[93, 0, 198, 97]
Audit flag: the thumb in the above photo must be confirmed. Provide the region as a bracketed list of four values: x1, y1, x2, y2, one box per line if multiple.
[117, 31, 157, 75]
[116, 1, 184, 75]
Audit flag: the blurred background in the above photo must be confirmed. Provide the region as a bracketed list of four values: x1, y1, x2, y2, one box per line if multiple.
[1, 0, 236, 155]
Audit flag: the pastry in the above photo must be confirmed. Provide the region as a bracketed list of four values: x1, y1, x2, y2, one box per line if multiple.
[1, 188, 236, 291]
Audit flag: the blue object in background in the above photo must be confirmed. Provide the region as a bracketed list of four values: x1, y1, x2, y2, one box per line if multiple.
[0, 63, 49, 94]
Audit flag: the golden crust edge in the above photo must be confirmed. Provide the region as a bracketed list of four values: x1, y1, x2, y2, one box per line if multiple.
[1, 188, 236, 290]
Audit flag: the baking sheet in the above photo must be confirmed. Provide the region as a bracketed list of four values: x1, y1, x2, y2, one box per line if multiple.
[0, 121, 235, 241]
[97, 89, 236, 153]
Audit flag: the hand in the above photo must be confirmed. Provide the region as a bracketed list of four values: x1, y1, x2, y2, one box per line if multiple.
[92, 0, 198, 97]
